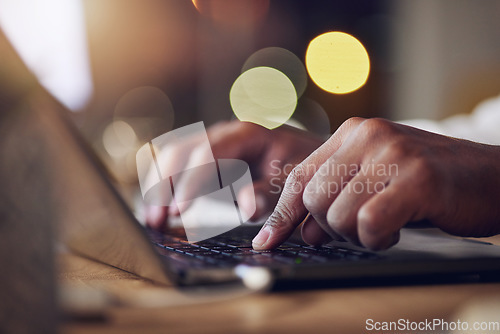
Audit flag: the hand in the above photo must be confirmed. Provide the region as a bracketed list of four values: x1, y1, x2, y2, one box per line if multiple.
[145, 120, 323, 231]
[252, 117, 500, 251]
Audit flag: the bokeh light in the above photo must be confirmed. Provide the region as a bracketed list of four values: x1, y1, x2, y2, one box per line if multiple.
[192, 0, 269, 30]
[305, 31, 370, 94]
[102, 120, 138, 159]
[230, 67, 297, 129]
[292, 98, 331, 138]
[105, 86, 175, 183]
[242, 47, 308, 98]
[113, 86, 175, 143]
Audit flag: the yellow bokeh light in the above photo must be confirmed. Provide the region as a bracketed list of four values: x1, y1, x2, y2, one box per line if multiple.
[242, 47, 308, 98]
[305, 31, 370, 94]
[230, 67, 297, 129]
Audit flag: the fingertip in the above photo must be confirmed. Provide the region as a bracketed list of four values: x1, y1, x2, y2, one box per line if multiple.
[168, 199, 191, 216]
[357, 189, 409, 250]
[145, 205, 167, 230]
[363, 231, 400, 251]
[252, 225, 271, 250]
[168, 203, 180, 216]
[358, 206, 400, 250]
[238, 189, 268, 221]
[237, 186, 259, 220]
[253, 214, 305, 251]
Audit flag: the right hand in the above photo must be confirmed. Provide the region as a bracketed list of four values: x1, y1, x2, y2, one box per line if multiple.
[251, 117, 500, 251]
[144, 120, 324, 231]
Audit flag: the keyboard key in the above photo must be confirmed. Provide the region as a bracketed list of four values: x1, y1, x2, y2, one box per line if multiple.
[242, 255, 277, 266]
[183, 249, 216, 256]
[157, 231, 382, 269]
[272, 254, 305, 264]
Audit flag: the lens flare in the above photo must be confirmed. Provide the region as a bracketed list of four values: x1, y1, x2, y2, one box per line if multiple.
[230, 67, 297, 129]
[305, 31, 370, 94]
[292, 98, 331, 138]
[114, 86, 175, 143]
[102, 120, 138, 159]
[242, 47, 308, 98]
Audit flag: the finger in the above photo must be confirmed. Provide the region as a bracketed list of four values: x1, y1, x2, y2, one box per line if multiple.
[170, 122, 270, 215]
[302, 131, 368, 240]
[301, 214, 333, 246]
[148, 133, 205, 216]
[145, 205, 168, 231]
[253, 117, 365, 250]
[326, 168, 390, 245]
[208, 121, 269, 161]
[155, 133, 205, 194]
[237, 179, 281, 221]
[357, 179, 420, 250]
[169, 147, 220, 215]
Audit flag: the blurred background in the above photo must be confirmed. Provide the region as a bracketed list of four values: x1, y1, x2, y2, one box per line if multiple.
[2, 2, 500, 330]
[2, 0, 500, 185]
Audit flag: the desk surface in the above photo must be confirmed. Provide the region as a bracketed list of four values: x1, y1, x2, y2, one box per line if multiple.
[60, 236, 500, 334]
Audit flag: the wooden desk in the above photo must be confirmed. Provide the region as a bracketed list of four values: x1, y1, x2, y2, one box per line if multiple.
[60, 236, 500, 334]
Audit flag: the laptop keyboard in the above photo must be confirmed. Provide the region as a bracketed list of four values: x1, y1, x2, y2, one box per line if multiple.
[154, 232, 380, 267]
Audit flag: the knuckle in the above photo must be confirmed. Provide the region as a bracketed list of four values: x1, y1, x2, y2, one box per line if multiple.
[285, 164, 308, 192]
[412, 155, 435, 175]
[208, 120, 241, 143]
[266, 204, 298, 230]
[207, 122, 231, 142]
[209, 120, 231, 132]
[358, 118, 394, 139]
[191, 143, 213, 162]
[383, 133, 426, 158]
[229, 119, 263, 134]
[342, 117, 365, 130]
[302, 183, 323, 215]
[411, 156, 441, 188]
[208, 128, 231, 147]
[385, 140, 411, 160]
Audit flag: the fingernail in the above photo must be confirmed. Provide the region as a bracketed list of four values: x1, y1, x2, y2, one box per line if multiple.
[252, 225, 271, 249]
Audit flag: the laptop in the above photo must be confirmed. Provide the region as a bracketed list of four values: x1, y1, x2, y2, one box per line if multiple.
[37, 94, 500, 291]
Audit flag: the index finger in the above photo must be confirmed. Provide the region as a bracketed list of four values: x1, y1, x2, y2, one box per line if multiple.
[252, 117, 365, 250]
